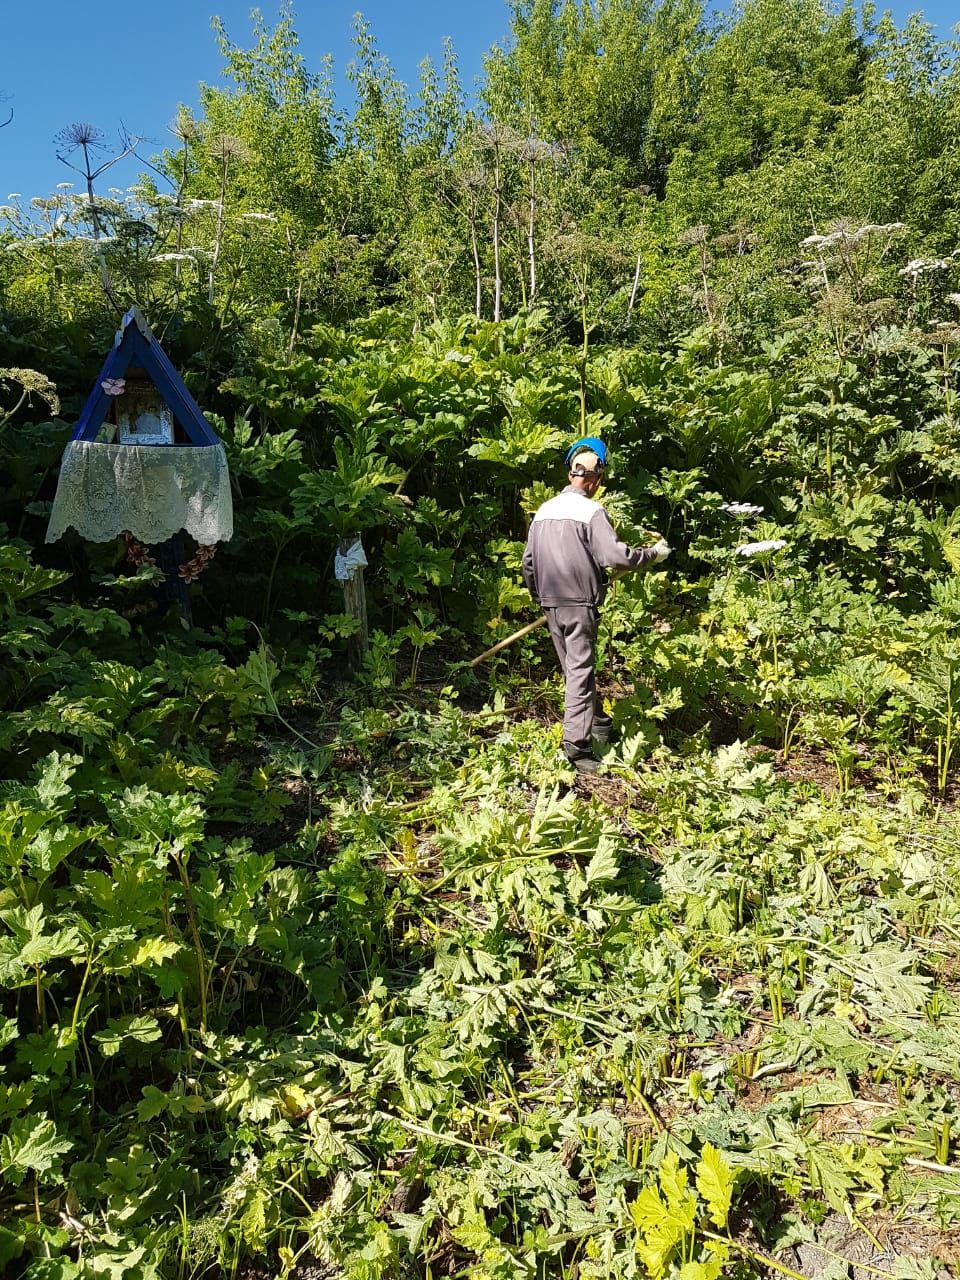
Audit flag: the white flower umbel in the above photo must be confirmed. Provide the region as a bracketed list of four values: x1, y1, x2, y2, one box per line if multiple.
[899, 258, 951, 278]
[721, 502, 764, 517]
[802, 222, 905, 249]
[736, 539, 786, 557]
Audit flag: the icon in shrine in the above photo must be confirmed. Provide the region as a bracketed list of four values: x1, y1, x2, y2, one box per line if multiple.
[116, 376, 175, 446]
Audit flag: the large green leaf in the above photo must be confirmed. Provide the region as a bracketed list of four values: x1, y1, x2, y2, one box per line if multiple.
[0, 1116, 72, 1186]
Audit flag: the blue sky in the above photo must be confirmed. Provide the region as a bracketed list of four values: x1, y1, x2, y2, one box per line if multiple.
[1, 1, 956, 201]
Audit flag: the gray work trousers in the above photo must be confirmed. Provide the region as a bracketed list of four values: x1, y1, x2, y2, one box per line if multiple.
[543, 605, 612, 757]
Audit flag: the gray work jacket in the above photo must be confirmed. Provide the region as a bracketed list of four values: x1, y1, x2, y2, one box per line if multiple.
[521, 486, 658, 607]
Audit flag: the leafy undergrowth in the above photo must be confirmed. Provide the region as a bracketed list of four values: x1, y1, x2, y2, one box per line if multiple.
[4, 667, 960, 1280]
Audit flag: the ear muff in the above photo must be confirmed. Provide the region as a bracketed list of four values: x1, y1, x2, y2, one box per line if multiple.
[570, 460, 603, 478]
[565, 436, 609, 469]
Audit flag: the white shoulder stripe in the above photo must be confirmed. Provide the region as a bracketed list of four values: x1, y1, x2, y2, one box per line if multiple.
[532, 492, 599, 524]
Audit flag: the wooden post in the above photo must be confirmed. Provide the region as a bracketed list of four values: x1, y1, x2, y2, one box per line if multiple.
[153, 533, 192, 625]
[339, 536, 369, 669]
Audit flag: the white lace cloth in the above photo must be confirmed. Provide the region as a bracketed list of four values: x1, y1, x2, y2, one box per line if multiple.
[46, 441, 233, 545]
[334, 537, 367, 581]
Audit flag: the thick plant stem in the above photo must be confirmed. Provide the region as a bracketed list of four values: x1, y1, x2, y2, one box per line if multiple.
[701, 1233, 810, 1280]
[173, 853, 208, 1036]
[940, 672, 954, 793]
[81, 140, 122, 315]
[209, 151, 231, 306]
[0, 387, 28, 430]
[492, 153, 503, 321]
[69, 949, 95, 1044]
[627, 253, 641, 317]
[527, 156, 537, 303]
[470, 216, 482, 318]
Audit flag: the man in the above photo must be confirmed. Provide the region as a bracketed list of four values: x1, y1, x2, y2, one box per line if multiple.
[521, 443, 670, 773]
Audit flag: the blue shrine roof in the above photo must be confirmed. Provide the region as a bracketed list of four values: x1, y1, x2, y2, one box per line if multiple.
[70, 307, 220, 446]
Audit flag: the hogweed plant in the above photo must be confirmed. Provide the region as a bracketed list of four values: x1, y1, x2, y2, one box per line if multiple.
[705, 502, 789, 658]
[901, 638, 960, 794]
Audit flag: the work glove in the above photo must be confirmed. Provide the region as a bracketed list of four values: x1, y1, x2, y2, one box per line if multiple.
[650, 537, 672, 563]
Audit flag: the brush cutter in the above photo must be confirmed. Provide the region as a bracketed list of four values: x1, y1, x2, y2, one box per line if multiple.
[468, 539, 667, 668]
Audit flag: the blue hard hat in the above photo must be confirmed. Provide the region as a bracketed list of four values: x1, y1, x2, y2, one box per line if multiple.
[565, 436, 609, 468]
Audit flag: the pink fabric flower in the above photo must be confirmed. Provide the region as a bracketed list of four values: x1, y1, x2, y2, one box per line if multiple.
[101, 378, 126, 396]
